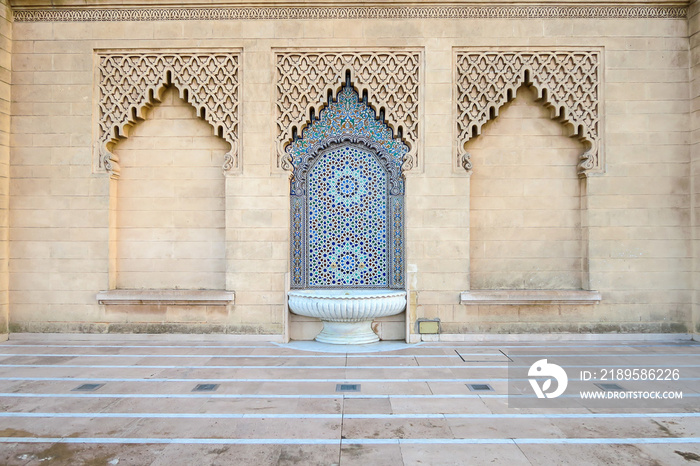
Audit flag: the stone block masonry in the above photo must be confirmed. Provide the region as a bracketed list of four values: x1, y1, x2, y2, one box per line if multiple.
[4, 0, 697, 338]
[0, 0, 9, 341]
[691, 0, 700, 335]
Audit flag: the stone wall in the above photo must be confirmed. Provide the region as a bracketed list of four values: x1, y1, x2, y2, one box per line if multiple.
[691, 0, 700, 335]
[6, 1, 694, 338]
[0, 0, 9, 340]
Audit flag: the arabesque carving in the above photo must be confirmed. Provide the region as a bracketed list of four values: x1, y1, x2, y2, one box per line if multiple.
[276, 50, 421, 172]
[14, 5, 686, 22]
[455, 49, 603, 177]
[96, 51, 240, 178]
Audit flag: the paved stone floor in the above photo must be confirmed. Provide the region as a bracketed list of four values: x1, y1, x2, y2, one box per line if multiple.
[0, 336, 698, 465]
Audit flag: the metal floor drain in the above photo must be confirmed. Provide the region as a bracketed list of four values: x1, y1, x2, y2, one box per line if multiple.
[456, 350, 511, 363]
[467, 383, 494, 392]
[72, 383, 104, 392]
[595, 383, 627, 391]
[336, 384, 361, 392]
[192, 383, 219, 392]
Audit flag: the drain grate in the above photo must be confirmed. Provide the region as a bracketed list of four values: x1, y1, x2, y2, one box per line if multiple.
[192, 383, 219, 392]
[466, 383, 494, 392]
[72, 383, 104, 392]
[595, 383, 627, 392]
[456, 350, 511, 363]
[336, 384, 361, 392]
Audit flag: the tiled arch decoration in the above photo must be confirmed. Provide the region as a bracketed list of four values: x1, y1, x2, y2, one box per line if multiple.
[275, 49, 421, 172]
[288, 80, 408, 290]
[95, 50, 240, 178]
[455, 48, 603, 177]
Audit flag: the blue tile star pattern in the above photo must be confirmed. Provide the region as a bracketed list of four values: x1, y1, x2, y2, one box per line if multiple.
[289, 81, 407, 290]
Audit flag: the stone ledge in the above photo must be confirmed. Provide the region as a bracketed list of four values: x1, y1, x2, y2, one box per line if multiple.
[460, 290, 601, 305]
[96, 290, 234, 306]
[412, 333, 692, 343]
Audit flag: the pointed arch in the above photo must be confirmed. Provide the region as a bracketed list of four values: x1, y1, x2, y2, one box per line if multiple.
[288, 78, 407, 290]
[112, 87, 228, 291]
[287, 74, 408, 197]
[454, 48, 603, 177]
[466, 86, 587, 291]
[95, 50, 240, 178]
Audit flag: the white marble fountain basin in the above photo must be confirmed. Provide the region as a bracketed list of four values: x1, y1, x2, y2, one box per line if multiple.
[287, 289, 407, 344]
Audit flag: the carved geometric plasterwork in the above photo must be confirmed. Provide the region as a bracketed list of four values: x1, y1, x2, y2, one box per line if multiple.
[14, 5, 687, 22]
[455, 48, 603, 177]
[95, 50, 240, 178]
[275, 50, 421, 172]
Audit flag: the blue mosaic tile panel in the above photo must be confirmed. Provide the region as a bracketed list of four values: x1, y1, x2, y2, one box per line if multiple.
[290, 197, 304, 286]
[308, 144, 388, 287]
[390, 196, 404, 288]
[289, 81, 407, 289]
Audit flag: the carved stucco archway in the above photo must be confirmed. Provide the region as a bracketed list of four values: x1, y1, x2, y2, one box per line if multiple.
[454, 48, 603, 177]
[95, 50, 240, 178]
[275, 49, 422, 173]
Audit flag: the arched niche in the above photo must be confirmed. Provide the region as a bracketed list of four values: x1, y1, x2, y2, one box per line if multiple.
[466, 85, 586, 291]
[95, 50, 240, 178]
[287, 76, 408, 290]
[112, 87, 227, 291]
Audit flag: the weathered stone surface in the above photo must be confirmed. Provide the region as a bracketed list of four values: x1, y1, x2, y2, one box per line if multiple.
[460, 290, 601, 306]
[3, 0, 698, 338]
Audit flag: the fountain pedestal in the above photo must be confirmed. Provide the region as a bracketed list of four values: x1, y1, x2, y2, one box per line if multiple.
[287, 289, 407, 345]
